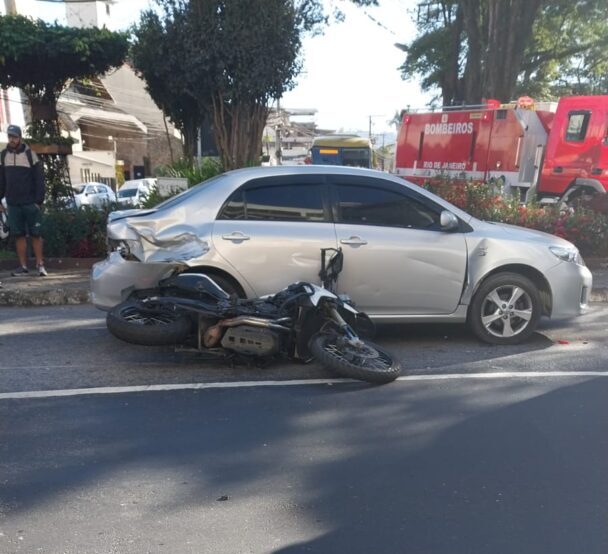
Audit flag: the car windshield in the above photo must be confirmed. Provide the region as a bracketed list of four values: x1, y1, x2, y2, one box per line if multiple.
[154, 175, 226, 210]
[75, 186, 86, 194]
[118, 188, 138, 198]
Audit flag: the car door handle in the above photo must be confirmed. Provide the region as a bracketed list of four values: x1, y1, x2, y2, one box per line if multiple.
[553, 166, 563, 173]
[340, 236, 367, 246]
[222, 232, 251, 242]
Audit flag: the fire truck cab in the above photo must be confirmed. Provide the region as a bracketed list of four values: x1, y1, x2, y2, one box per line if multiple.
[393, 95, 608, 203]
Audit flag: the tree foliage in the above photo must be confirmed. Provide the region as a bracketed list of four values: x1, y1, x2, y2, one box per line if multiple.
[399, 0, 608, 106]
[133, 0, 313, 169]
[132, 0, 378, 169]
[0, 15, 128, 202]
[130, 9, 203, 159]
[0, 15, 128, 106]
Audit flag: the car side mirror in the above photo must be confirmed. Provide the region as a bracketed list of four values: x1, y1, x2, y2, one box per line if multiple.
[440, 210, 459, 232]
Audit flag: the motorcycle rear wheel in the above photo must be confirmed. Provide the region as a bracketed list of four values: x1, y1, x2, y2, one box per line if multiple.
[107, 301, 193, 346]
[310, 333, 401, 384]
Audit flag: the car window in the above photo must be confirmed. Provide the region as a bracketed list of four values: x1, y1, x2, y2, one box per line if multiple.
[218, 183, 325, 222]
[86, 186, 96, 194]
[219, 190, 245, 220]
[336, 184, 440, 229]
[95, 186, 106, 194]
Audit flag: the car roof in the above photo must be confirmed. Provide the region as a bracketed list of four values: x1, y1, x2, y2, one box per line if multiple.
[222, 165, 398, 181]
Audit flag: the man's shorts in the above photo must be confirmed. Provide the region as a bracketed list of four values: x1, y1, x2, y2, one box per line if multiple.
[6, 203, 43, 237]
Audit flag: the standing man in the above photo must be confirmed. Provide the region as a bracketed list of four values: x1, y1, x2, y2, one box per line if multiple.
[0, 125, 47, 276]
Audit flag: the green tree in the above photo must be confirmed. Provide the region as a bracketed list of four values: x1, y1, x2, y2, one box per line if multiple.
[132, 0, 379, 170]
[0, 15, 128, 201]
[517, 0, 608, 98]
[400, 0, 608, 106]
[130, 9, 204, 160]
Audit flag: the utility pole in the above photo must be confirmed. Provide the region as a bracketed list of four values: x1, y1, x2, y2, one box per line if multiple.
[4, 0, 17, 15]
[368, 114, 384, 141]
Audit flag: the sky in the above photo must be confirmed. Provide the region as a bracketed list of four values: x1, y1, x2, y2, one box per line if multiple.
[28, 0, 430, 135]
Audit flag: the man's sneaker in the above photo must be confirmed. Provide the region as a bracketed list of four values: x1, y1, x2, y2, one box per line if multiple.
[11, 266, 29, 276]
[37, 265, 48, 277]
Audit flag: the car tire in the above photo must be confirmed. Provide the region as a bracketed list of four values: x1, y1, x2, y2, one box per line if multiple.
[469, 272, 542, 345]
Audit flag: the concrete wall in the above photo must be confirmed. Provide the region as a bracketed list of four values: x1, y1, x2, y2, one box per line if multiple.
[68, 150, 116, 186]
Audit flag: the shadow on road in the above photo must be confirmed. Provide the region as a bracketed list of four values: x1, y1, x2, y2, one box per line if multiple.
[1, 377, 607, 553]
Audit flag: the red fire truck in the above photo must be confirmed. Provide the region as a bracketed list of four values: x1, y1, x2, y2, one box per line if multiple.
[393, 95, 608, 203]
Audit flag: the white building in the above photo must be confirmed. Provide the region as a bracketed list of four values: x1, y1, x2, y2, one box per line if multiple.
[66, 0, 114, 29]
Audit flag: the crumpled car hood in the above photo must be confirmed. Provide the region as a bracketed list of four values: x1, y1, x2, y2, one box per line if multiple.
[107, 207, 210, 263]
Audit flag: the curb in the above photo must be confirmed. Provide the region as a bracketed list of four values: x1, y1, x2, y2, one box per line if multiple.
[1, 287, 607, 308]
[0, 287, 91, 307]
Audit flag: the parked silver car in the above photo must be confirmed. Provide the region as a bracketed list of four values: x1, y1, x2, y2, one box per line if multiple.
[92, 166, 592, 344]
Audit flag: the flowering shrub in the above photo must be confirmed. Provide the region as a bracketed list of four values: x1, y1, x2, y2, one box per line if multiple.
[423, 179, 608, 257]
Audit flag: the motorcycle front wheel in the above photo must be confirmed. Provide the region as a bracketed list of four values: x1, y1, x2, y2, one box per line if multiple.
[310, 333, 401, 384]
[106, 301, 193, 346]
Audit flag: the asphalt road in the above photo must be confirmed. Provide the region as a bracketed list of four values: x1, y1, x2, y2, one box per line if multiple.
[0, 303, 607, 393]
[1, 305, 607, 553]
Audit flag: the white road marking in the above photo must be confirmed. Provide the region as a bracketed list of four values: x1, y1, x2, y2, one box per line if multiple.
[2, 371, 608, 400]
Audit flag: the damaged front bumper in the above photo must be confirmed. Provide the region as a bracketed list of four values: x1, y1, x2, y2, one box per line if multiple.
[92, 209, 213, 310]
[91, 251, 180, 310]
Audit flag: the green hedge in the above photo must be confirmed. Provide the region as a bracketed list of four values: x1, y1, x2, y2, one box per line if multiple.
[40, 206, 108, 258]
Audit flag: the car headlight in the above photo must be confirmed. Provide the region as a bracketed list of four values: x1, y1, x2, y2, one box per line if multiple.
[109, 238, 142, 261]
[549, 245, 583, 265]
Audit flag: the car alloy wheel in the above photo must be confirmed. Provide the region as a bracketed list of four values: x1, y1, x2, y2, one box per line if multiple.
[469, 272, 542, 345]
[480, 285, 533, 339]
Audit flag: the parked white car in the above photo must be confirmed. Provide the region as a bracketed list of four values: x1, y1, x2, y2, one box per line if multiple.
[116, 179, 156, 208]
[73, 182, 116, 209]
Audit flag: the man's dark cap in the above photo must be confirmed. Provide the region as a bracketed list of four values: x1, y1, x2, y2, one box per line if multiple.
[7, 125, 22, 138]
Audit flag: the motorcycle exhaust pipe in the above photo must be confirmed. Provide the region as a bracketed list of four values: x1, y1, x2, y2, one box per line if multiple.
[203, 316, 292, 348]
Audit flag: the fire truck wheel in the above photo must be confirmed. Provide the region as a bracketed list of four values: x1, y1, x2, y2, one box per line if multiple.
[469, 272, 542, 345]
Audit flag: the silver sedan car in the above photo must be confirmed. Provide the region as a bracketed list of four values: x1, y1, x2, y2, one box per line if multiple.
[92, 166, 592, 344]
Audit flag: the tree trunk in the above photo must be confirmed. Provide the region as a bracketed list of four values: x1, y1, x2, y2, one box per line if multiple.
[163, 114, 175, 165]
[460, 0, 483, 104]
[212, 94, 268, 170]
[181, 120, 198, 161]
[484, 0, 543, 101]
[444, 2, 464, 105]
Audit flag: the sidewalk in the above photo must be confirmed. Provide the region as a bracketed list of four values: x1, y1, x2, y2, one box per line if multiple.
[1, 265, 607, 307]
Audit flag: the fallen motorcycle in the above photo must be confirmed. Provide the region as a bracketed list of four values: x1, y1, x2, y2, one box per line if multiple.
[106, 249, 400, 384]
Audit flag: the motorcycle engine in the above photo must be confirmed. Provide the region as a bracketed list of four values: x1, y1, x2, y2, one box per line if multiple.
[220, 326, 280, 356]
